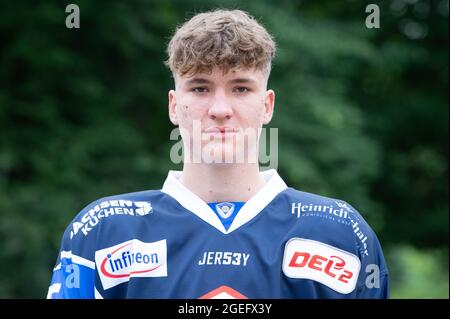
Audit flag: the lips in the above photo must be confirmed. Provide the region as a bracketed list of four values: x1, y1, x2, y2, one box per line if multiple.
[204, 127, 239, 134]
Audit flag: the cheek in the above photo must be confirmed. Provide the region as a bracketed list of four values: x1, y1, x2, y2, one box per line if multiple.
[178, 103, 197, 121]
[181, 105, 189, 119]
[177, 103, 205, 127]
[241, 99, 265, 125]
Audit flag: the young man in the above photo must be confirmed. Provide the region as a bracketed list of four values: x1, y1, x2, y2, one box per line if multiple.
[48, 9, 389, 299]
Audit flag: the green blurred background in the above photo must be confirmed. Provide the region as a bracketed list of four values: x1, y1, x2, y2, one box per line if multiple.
[0, 0, 448, 298]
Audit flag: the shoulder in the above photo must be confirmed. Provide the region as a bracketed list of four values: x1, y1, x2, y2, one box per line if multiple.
[280, 188, 383, 260]
[281, 187, 357, 209]
[280, 187, 389, 285]
[54, 189, 170, 271]
[64, 189, 165, 241]
[281, 187, 370, 222]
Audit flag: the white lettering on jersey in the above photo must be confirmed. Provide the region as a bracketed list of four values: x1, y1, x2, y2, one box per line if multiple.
[290, 202, 370, 257]
[70, 200, 152, 239]
[291, 202, 349, 219]
[198, 251, 250, 266]
[282, 238, 361, 294]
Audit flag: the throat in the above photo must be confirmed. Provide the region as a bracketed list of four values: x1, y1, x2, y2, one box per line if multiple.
[180, 164, 267, 203]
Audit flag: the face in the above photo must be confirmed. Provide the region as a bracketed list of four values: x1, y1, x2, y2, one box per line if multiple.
[168, 67, 275, 165]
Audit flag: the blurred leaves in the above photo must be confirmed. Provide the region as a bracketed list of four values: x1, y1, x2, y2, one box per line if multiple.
[387, 245, 449, 298]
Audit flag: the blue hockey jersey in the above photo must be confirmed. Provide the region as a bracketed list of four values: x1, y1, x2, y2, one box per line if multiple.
[47, 170, 389, 299]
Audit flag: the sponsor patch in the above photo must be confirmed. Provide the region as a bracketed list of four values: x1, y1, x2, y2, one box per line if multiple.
[282, 238, 360, 294]
[95, 239, 167, 290]
[70, 200, 152, 238]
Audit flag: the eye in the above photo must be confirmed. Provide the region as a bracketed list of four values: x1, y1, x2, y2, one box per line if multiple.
[233, 87, 250, 93]
[191, 87, 209, 93]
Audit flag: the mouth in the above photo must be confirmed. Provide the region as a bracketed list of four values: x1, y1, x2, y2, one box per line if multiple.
[203, 127, 239, 136]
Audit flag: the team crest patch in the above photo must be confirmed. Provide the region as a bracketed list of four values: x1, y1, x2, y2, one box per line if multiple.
[215, 202, 235, 219]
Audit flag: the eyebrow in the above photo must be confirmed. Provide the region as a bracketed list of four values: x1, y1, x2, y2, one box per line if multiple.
[229, 78, 257, 85]
[185, 78, 213, 85]
[185, 78, 257, 85]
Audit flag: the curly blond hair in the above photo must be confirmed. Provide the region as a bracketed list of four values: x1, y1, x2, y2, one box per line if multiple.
[165, 9, 276, 78]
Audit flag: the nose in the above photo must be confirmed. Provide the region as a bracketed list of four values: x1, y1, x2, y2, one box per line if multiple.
[208, 90, 233, 121]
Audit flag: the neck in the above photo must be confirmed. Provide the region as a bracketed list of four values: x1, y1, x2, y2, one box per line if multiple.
[180, 163, 267, 203]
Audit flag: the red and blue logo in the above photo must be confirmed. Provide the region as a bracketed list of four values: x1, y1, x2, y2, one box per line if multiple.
[95, 239, 167, 290]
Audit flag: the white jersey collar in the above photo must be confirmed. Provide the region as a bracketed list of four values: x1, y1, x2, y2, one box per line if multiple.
[161, 169, 288, 234]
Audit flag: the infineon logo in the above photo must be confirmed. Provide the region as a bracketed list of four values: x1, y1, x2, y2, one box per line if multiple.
[282, 238, 361, 294]
[95, 239, 167, 290]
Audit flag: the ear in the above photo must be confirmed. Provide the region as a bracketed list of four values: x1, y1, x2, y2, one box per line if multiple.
[168, 90, 178, 125]
[262, 89, 275, 125]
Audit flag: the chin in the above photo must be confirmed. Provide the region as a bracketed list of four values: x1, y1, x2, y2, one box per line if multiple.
[202, 143, 254, 165]
[200, 143, 237, 164]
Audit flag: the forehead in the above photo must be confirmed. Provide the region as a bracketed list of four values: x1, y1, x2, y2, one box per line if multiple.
[176, 67, 265, 86]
